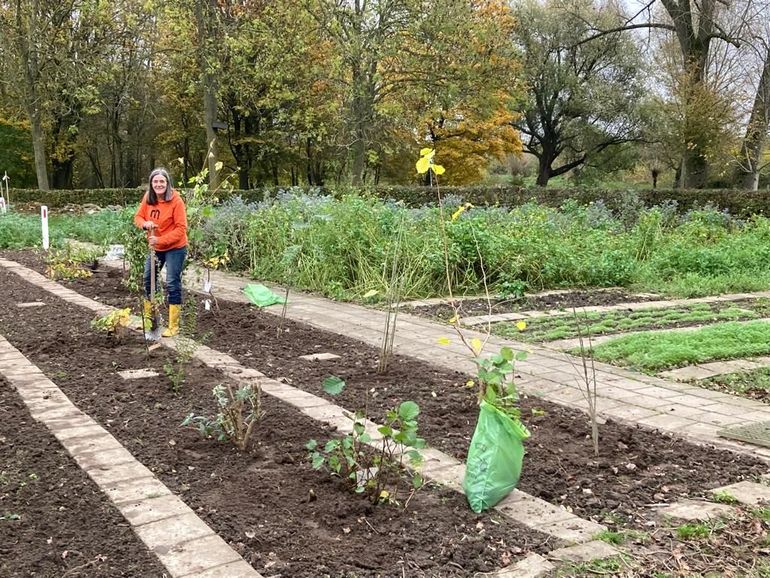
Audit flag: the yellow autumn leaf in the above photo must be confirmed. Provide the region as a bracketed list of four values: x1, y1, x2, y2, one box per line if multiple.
[432, 164, 445, 175]
[471, 338, 483, 355]
[363, 289, 379, 299]
[419, 148, 434, 157]
[214, 161, 224, 171]
[516, 320, 527, 331]
[416, 156, 431, 174]
[451, 206, 466, 222]
[465, 379, 475, 388]
[437, 336, 451, 345]
[448, 314, 459, 324]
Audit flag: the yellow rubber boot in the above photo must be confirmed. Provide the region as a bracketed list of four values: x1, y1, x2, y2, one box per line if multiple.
[163, 304, 181, 337]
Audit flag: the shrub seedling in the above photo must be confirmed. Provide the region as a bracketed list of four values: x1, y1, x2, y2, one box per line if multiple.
[182, 382, 262, 451]
[91, 308, 131, 340]
[306, 376, 425, 505]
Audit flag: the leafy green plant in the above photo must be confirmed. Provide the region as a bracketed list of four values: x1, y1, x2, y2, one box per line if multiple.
[91, 308, 131, 340]
[306, 377, 425, 505]
[472, 344, 527, 418]
[163, 337, 198, 393]
[182, 382, 262, 451]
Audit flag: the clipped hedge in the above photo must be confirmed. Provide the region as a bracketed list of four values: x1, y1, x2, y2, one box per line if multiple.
[9, 184, 770, 217]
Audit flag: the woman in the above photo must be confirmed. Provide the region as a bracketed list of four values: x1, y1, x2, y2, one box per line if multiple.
[134, 167, 188, 337]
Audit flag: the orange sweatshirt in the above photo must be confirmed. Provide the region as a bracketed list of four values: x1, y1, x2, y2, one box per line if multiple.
[133, 190, 188, 252]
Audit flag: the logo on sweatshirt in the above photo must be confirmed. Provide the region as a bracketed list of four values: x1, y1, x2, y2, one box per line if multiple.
[150, 209, 161, 220]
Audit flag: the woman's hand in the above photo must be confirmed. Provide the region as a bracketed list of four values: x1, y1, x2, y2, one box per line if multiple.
[142, 220, 156, 230]
[148, 235, 159, 247]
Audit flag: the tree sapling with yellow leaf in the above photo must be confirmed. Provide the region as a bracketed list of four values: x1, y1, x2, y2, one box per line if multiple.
[418, 147, 529, 513]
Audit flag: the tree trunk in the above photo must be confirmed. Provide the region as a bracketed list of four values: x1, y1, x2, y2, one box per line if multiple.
[736, 45, 770, 191]
[28, 102, 49, 190]
[535, 146, 557, 186]
[17, 0, 49, 190]
[681, 147, 708, 189]
[195, 0, 220, 190]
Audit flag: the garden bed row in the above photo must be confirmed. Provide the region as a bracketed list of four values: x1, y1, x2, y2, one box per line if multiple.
[0, 261, 553, 577]
[4, 250, 765, 528]
[0, 376, 166, 577]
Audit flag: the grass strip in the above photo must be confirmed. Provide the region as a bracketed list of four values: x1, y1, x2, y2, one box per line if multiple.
[492, 301, 770, 343]
[579, 320, 770, 373]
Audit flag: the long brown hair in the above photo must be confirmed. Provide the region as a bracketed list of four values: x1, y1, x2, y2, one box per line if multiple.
[147, 168, 173, 205]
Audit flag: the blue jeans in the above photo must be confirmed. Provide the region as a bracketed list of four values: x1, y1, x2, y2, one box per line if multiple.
[144, 246, 187, 305]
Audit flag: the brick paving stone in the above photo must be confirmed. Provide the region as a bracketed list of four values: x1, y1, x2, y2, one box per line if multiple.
[712, 481, 770, 506]
[604, 406, 661, 422]
[51, 424, 105, 442]
[86, 461, 156, 486]
[496, 491, 576, 527]
[186, 560, 263, 578]
[665, 393, 722, 407]
[634, 385, 705, 401]
[133, 512, 215, 548]
[657, 500, 736, 521]
[659, 366, 719, 381]
[302, 403, 348, 422]
[547, 540, 619, 563]
[535, 517, 606, 545]
[656, 404, 714, 418]
[610, 393, 670, 410]
[636, 414, 697, 431]
[121, 495, 205, 527]
[66, 433, 126, 456]
[685, 412, 749, 428]
[274, 389, 333, 409]
[73, 446, 140, 471]
[103, 476, 173, 505]
[153, 534, 244, 577]
[491, 553, 555, 578]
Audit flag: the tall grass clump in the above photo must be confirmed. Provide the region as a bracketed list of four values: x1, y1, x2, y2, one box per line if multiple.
[636, 208, 770, 296]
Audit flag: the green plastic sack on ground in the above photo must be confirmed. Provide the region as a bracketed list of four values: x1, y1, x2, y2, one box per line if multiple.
[243, 283, 285, 307]
[464, 400, 530, 513]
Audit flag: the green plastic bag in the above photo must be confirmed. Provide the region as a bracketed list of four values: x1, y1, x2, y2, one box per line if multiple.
[243, 283, 285, 307]
[463, 401, 530, 513]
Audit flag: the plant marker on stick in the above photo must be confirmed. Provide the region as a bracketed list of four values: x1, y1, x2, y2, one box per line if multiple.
[41, 205, 49, 250]
[0, 196, 5, 214]
[2, 172, 9, 208]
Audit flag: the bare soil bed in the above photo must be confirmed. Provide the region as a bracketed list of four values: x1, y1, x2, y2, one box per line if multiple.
[0, 376, 167, 578]
[2, 249, 770, 576]
[408, 289, 665, 322]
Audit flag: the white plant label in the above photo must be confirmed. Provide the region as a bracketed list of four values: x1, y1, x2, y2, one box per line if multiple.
[41, 206, 49, 250]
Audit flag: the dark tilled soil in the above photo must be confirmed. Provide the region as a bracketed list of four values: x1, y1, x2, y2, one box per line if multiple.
[0, 259, 554, 577]
[3, 249, 767, 531]
[0, 377, 167, 578]
[409, 289, 665, 321]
